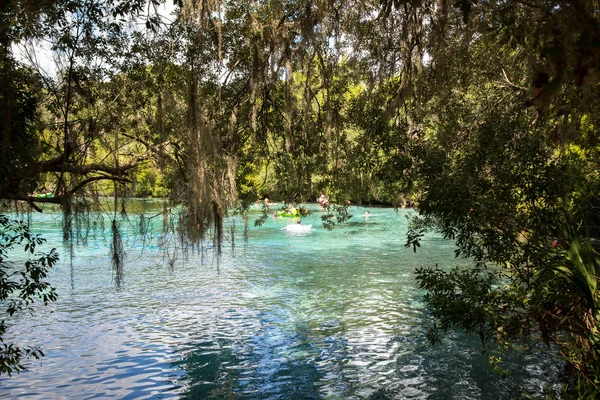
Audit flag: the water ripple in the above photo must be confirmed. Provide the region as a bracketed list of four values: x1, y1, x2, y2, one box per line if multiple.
[0, 206, 560, 399]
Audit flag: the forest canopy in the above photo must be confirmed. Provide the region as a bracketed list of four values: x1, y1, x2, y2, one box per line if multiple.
[2, 0, 600, 395]
[2, 0, 599, 212]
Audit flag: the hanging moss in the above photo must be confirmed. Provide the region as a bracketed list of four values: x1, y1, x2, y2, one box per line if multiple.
[110, 218, 124, 289]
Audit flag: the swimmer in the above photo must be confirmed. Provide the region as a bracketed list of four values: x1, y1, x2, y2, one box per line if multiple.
[318, 192, 329, 206]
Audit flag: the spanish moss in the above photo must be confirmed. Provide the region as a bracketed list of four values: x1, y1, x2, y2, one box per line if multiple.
[110, 218, 125, 289]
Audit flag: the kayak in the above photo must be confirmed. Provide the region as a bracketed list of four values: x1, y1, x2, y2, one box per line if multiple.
[281, 224, 313, 232]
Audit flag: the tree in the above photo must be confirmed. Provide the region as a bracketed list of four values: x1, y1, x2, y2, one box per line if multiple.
[1, 0, 169, 207]
[396, 0, 600, 395]
[3, 1, 600, 392]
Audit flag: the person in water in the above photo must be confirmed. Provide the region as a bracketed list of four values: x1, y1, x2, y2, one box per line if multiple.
[297, 219, 302, 224]
[318, 192, 329, 206]
[365, 210, 370, 218]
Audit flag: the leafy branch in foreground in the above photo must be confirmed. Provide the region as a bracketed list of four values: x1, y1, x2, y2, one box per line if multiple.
[415, 223, 600, 396]
[536, 230, 600, 396]
[320, 204, 352, 230]
[0, 215, 58, 376]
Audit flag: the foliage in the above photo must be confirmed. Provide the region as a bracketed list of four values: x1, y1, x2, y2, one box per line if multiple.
[2, 0, 600, 393]
[320, 204, 353, 230]
[0, 215, 58, 375]
[537, 229, 600, 394]
[416, 264, 502, 346]
[0, 61, 42, 199]
[402, 1, 600, 395]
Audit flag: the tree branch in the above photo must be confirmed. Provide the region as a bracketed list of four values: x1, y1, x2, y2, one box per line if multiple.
[6, 175, 132, 210]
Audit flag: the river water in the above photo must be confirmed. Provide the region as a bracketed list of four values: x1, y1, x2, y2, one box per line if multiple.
[1, 202, 558, 399]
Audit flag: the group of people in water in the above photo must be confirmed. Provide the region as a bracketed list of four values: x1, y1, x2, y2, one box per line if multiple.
[262, 192, 376, 225]
[272, 203, 299, 219]
[258, 191, 421, 226]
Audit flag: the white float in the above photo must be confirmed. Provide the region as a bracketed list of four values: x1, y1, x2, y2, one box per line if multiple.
[281, 224, 313, 232]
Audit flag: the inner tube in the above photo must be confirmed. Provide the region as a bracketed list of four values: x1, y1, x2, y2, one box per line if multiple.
[281, 224, 312, 232]
[277, 210, 300, 217]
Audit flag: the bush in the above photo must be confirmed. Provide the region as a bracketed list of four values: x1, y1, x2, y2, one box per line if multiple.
[0, 215, 58, 376]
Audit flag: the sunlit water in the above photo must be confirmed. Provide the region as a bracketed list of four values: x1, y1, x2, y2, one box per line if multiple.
[1, 201, 559, 399]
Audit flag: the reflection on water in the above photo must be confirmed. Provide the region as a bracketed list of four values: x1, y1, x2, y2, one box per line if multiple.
[0, 202, 559, 399]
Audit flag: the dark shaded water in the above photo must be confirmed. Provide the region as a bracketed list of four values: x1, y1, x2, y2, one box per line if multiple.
[0, 202, 559, 399]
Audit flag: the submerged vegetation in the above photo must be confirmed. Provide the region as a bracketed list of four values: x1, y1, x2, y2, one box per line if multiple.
[1, 0, 600, 395]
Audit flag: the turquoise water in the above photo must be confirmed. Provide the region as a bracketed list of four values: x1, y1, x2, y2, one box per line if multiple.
[1, 202, 557, 399]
